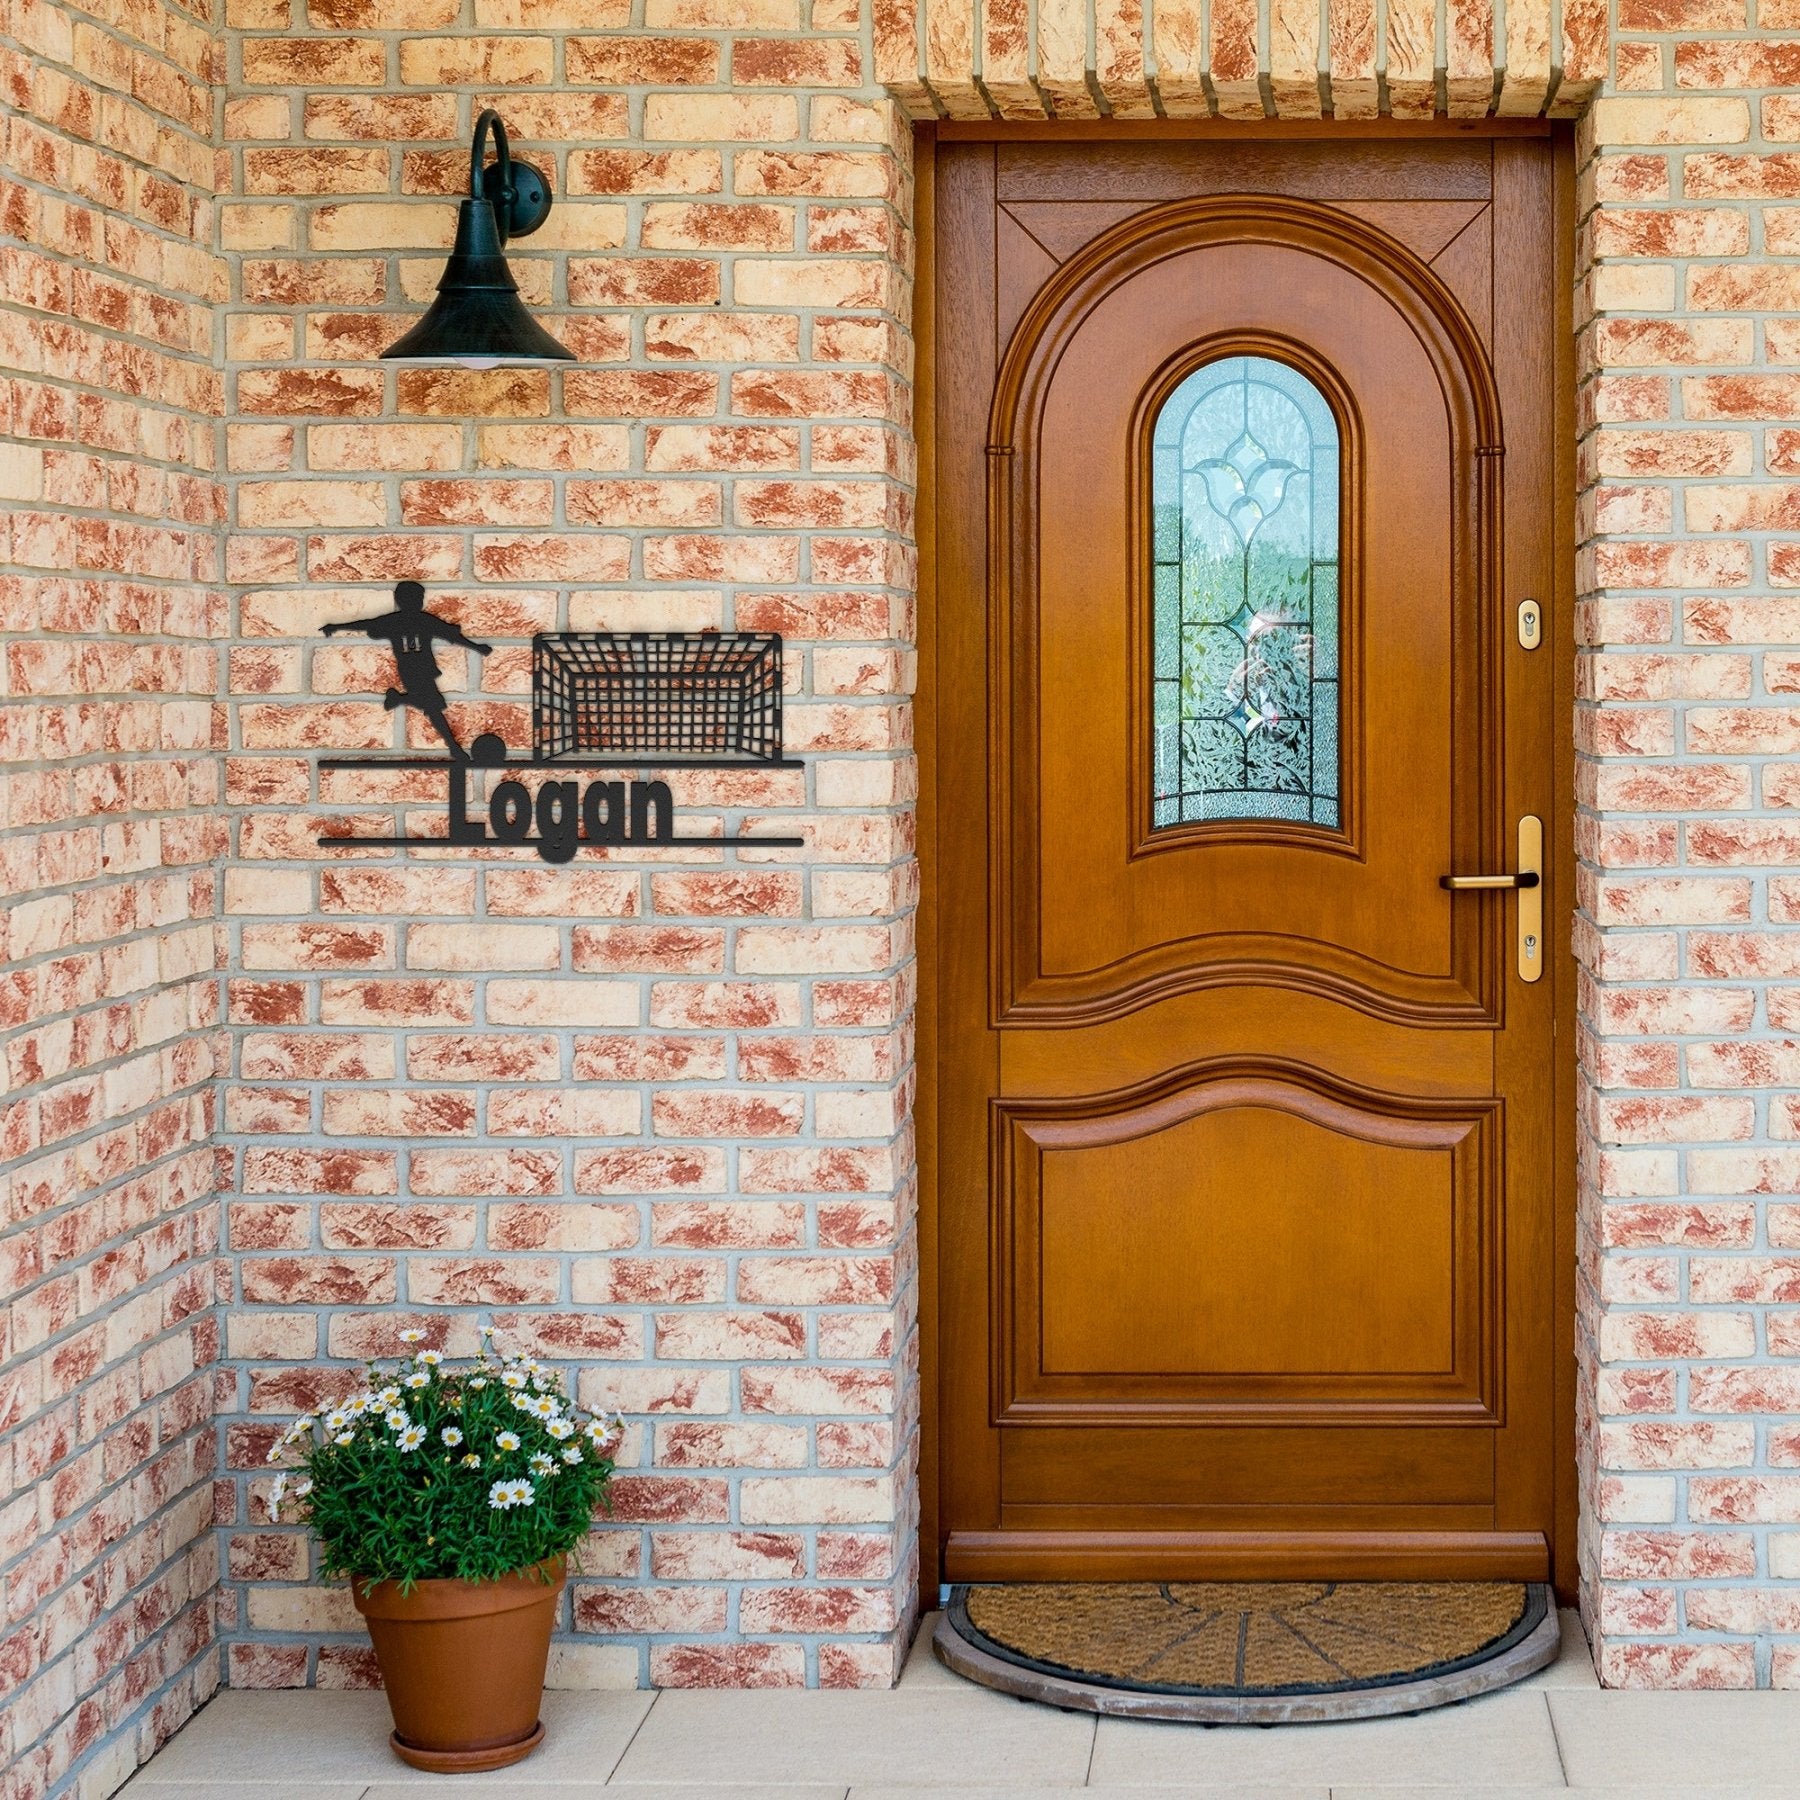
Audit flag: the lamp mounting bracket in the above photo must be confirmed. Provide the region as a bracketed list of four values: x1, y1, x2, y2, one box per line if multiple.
[471, 108, 552, 243]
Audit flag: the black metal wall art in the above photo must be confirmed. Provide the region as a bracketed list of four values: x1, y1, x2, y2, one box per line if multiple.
[315, 585, 802, 862]
[533, 630, 784, 765]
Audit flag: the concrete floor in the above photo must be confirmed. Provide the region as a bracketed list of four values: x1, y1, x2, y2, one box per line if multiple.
[122, 1610, 1800, 1796]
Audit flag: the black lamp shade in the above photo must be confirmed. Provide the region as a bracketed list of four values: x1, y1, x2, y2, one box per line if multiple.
[381, 111, 573, 368]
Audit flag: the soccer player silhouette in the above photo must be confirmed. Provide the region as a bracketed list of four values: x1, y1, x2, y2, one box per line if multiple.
[323, 582, 493, 760]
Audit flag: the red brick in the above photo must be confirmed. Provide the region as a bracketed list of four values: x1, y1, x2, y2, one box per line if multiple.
[650, 1643, 805, 1687]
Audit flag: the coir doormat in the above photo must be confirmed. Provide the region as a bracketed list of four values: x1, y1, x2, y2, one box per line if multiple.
[935, 1581, 1559, 1723]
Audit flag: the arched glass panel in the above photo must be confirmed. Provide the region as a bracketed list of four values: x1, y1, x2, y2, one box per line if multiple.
[1151, 354, 1341, 830]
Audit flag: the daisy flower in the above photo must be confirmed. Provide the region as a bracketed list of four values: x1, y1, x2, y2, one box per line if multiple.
[399, 1328, 425, 1344]
[334, 1432, 355, 1446]
[323, 1409, 349, 1433]
[469, 1377, 488, 1390]
[404, 1371, 429, 1390]
[487, 1478, 535, 1511]
[398, 1425, 426, 1451]
[385, 1409, 410, 1432]
[561, 1446, 584, 1466]
[346, 1395, 370, 1414]
[460, 1452, 482, 1469]
[417, 1350, 443, 1366]
[496, 1430, 521, 1453]
[377, 1386, 401, 1408]
[527, 1395, 559, 1420]
[529, 1452, 555, 1477]
[440, 1426, 463, 1448]
[501, 1370, 528, 1390]
[546, 1419, 575, 1441]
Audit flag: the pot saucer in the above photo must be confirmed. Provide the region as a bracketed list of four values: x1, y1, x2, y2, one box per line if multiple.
[389, 1719, 545, 1773]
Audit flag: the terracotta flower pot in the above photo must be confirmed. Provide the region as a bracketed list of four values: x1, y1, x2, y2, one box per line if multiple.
[352, 1557, 565, 1773]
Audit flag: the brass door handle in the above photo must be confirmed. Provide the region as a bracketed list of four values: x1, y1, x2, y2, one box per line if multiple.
[1439, 816, 1544, 983]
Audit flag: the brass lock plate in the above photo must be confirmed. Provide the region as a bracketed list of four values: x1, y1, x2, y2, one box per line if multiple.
[1518, 598, 1542, 650]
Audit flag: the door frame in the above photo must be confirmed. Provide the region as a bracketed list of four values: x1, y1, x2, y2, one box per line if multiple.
[913, 118, 1580, 1602]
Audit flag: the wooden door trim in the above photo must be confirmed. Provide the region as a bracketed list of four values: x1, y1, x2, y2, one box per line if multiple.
[943, 1528, 1550, 1584]
[936, 119, 1556, 142]
[1551, 127, 1580, 1605]
[915, 127, 942, 1607]
[913, 122, 1580, 1604]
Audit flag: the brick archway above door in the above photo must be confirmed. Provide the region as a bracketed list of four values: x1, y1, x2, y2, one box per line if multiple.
[874, 0, 1604, 121]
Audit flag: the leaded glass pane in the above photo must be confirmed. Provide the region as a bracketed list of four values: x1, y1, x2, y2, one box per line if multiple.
[1150, 355, 1341, 830]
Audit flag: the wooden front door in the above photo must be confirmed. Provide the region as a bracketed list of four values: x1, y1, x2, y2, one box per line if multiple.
[929, 133, 1570, 1584]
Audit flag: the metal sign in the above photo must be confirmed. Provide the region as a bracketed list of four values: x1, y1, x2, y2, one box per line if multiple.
[315, 583, 803, 862]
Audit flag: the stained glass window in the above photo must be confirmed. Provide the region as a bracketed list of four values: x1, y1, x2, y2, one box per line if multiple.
[1151, 355, 1341, 830]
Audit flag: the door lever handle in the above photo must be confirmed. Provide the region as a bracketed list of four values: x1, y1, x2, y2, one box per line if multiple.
[1439, 816, 1544, 983]
[1439, 871, 1540, 890]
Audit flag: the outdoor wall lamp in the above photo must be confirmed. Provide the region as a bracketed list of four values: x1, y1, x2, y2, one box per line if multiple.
[381, 108, 572, 368]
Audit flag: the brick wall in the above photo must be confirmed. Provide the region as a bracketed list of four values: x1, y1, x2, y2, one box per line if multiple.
[0, 0, 227, 1788]
[212, 4, 920, 1694]
[1576, 37, 1800, 1686]
[13, 0, 1800, 1780]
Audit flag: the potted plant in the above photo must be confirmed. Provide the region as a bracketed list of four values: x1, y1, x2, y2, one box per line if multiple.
[266, 1328, 622, 1773]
